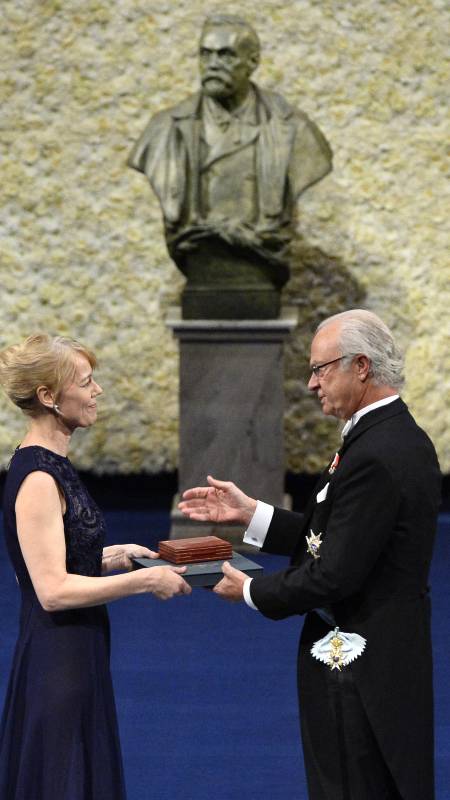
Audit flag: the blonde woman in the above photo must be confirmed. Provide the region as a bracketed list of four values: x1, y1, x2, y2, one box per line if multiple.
[0, 334, 190, 799]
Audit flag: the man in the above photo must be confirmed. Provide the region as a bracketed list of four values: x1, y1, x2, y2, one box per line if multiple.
[179, 309, 441, 800]
[128, 15, 332, 317]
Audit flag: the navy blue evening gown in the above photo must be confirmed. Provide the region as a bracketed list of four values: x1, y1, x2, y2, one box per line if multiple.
[0, 446, 127, 799]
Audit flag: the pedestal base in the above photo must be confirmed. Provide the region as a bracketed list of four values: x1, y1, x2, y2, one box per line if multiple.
[182, 285, 281, 320]
[177, 235, 288, 320]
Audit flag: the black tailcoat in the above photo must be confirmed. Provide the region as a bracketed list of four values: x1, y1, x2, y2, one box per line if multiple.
[250, 399, 441, 800]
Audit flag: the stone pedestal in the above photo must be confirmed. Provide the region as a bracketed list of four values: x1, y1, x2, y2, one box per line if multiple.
[166, 308, 298, 545]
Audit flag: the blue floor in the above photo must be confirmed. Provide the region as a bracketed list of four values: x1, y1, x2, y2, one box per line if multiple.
[1, 512, 449, 799]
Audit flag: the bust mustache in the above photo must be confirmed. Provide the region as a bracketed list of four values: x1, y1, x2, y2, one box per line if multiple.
[201, 70, 237, 98]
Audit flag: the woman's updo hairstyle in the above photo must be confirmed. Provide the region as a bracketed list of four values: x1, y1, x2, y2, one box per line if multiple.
[0, 334, 97, 417]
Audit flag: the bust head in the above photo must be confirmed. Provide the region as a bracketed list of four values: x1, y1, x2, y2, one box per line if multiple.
[199, 15, 260, 105]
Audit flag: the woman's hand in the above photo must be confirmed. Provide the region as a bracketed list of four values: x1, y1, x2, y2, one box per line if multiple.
[102, 546, 191, 598]
[145, 566, 192, 599]
[102, 544, 159, 574]
[178, 475, 257, 526]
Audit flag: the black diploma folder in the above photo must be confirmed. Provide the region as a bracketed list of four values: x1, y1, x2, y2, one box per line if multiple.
[132, 552, 263, 588]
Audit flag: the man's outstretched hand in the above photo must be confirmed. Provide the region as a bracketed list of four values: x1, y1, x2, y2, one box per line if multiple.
[178, 476, 257, 527]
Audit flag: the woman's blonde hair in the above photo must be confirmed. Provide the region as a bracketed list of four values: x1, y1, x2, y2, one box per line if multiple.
[0, 334, 97, 417]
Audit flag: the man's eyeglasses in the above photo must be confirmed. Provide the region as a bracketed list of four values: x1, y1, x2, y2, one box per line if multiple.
[310, 356, 348, 378]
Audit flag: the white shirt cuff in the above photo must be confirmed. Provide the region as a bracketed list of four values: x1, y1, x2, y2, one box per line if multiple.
[243, 577, 259, 610]
[242, 500, 274, 548]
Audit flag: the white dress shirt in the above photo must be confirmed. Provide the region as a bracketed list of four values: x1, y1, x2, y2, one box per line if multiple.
[242, 395, 399, 611]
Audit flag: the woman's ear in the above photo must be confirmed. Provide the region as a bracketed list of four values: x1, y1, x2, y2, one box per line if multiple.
[36, 385, 56, 412]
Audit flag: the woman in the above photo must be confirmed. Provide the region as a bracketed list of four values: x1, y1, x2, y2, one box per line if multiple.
[0, 334, 191, 799]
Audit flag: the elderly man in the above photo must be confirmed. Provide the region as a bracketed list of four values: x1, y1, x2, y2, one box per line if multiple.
[128, 15, 332, 317]
[179, 309, 441, 800]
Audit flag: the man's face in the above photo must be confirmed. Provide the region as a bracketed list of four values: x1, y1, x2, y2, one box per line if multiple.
[308, 323, 363, 420]
[199, 27, 255, 100]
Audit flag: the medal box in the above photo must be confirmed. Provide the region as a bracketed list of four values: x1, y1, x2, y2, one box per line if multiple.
[157, 536, 232, 564]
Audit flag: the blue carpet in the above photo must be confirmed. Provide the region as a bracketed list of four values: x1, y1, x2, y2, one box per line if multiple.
[1, 512, 449, 800]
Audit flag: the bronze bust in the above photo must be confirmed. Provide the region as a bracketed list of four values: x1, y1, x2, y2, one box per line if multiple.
[128, 15, 332, 318]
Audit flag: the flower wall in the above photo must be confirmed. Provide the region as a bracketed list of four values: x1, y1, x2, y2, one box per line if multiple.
[1, 0, 448, 474]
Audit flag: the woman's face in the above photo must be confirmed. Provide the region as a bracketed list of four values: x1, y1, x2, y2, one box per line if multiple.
[57, 353, 102, 430]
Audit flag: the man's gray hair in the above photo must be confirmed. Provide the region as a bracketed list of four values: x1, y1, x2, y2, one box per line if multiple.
[201, 15, 260, 59]
[317, 309, 405, 389]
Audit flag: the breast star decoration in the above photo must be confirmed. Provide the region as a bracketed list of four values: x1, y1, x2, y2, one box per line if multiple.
[306, 529, 323, 559]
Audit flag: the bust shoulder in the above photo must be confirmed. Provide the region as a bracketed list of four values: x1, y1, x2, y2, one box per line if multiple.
[254, 85, 310, 124]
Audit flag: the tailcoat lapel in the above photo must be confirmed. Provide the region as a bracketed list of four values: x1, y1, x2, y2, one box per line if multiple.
[291, 399, 408, 564]
[339, 397, 407, 457]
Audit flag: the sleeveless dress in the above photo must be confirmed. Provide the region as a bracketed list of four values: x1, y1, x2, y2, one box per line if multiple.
[0, 446, 127, 800]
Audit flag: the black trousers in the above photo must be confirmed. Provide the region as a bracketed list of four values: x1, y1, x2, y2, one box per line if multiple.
[299, 634, 402, 800]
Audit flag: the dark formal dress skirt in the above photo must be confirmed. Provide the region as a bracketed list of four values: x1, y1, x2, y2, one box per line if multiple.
[0, 602, 126, 799]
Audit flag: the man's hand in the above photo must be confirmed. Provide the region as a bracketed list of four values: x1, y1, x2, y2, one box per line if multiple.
[178, 475, 257, 526]
[213, 561, 247, 602]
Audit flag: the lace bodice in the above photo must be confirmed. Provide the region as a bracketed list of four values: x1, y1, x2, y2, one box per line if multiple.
[3, 446, 106, 582]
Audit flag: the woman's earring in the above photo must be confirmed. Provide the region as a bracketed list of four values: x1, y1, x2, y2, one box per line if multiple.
[53, 403, 61, 415]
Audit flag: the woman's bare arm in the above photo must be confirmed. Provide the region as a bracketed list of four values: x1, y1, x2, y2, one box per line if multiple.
[15, 472, 190, 611]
